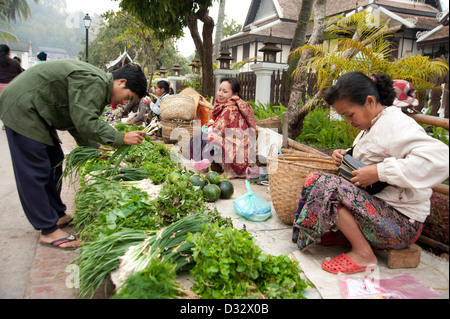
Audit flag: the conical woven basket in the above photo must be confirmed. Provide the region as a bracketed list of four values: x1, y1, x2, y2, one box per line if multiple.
[267, 146, 338, 225]
[160, 94, 195, 121]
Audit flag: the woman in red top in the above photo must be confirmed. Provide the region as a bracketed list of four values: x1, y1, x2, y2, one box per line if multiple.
[190, 77, 256, 178]
[0, 44, 23, 130]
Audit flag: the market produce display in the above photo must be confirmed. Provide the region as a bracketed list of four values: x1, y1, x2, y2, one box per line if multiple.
[189, 169, 235, 203]
[187, 223, 311, 299]
[64, 122, 310, 299]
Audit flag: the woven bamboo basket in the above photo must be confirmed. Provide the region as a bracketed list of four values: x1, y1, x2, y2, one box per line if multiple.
[160, 94, 195, 121]
[267, 146, 338, 225]
[161, 119, 195, 142]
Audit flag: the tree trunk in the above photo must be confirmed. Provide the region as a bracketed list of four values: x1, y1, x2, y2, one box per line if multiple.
[213, 0, 226, 60]
[186, 8, 215, 97]
[290, 0, 316, 52]
[287, 0, 327, 140]
[285, 0, 316, 93]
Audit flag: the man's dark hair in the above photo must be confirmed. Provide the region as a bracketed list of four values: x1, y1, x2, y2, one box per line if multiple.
[112, 63, 147, 99]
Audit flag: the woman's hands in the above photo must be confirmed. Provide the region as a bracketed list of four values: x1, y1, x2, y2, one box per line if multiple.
[332, 149, 347, 166]
[123, 131, 146, 145]
[332, 148, 380, 187]
[351, 165, 380, 188]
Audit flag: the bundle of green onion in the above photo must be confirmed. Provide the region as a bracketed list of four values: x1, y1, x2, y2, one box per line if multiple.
[60, 146, 102, 185]
[74, 229, 151, 299]
[113, 213, 210, 289]
[107, 123, 155, 176]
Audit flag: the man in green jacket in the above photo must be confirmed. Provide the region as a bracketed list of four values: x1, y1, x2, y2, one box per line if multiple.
[0, 59, 148, 250]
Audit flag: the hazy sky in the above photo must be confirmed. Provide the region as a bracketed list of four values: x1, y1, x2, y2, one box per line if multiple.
[64, 0, 251, 57]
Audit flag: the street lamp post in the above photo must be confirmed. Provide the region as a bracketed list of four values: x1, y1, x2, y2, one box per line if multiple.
[83, 13, 92, 63]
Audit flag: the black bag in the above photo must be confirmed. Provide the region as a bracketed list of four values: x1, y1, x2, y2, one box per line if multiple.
[338, 154, 389, 195]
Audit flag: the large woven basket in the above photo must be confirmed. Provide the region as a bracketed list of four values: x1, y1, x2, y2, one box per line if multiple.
[160, 94, 195, 121]
[267, 146, 338, 225]
[255, 116, 282, 133]
[161, 119, 196, 142]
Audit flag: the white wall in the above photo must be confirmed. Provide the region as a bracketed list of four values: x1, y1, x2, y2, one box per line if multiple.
[9, 50, 29, 70]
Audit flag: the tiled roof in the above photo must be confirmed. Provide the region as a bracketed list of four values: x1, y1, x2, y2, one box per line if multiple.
[377, 0, 439, 14]
[394, 12, 440, 29]
[325, 0, 370, 16]
[277, 0, 302, 21]
[417, 24, 449, 43]
[7, 41, 31, 52]
[224, 0, 444, 44]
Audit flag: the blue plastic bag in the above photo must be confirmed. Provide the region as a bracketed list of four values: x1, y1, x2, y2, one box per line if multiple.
[233, 180, 272, 222]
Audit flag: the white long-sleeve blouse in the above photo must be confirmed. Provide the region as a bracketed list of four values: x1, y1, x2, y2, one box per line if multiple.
[352, 106, 449, 223]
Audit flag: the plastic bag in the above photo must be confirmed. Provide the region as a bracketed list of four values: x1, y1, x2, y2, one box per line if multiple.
[233, 180, 272, 222]
[190, 158, 211, 171]
[339, 266, 441, 299]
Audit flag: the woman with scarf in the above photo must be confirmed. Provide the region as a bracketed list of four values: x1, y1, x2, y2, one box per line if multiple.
[190, 77, 257, 178]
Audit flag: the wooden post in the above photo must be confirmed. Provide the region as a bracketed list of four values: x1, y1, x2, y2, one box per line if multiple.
[407, 113, 449, 130]
[282, 112, 289, 148]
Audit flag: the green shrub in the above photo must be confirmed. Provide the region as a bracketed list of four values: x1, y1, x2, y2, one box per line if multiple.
[298, 106, 357, 149]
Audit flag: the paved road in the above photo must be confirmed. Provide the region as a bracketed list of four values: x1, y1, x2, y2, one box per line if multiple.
[0, 124, 39, 298]
[0, 127, 80, 299]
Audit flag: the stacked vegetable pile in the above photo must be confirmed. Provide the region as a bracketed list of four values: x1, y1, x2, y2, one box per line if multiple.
[65, 122, 310, 299]
[189, 169, 234, 203]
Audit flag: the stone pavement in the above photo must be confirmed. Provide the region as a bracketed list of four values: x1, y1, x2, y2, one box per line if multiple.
[22, 131, 113, 299]
[0, 128, 79, 299]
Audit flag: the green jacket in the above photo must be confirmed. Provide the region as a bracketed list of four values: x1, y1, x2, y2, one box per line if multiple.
[0, 59, 125, 148]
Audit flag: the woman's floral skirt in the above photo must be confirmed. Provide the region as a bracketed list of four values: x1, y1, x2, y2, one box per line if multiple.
[292, 172, 422, 251]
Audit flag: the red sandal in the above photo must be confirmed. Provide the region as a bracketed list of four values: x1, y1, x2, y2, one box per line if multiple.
[321, 253, 367, 275]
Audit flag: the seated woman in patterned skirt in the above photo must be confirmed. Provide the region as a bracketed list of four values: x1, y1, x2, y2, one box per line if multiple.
[292, 72, 449, 275]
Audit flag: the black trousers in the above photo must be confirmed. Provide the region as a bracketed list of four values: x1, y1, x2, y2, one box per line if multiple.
[5, 127, 66, 235]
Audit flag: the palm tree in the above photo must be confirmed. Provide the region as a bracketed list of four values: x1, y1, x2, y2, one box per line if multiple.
[287, 11, 449, 139]
[1, 0, 39, 42]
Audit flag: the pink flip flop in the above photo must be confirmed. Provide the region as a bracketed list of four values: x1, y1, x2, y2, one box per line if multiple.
[321, 253, 367, 275]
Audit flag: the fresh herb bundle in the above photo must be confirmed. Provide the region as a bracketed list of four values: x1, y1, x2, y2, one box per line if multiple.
[155, 172, 208, 224]
[107, 122, 164, 175]
[72, 179, 162, 241]
[187, 223, 311, 299]
[113, 259, 182, 299]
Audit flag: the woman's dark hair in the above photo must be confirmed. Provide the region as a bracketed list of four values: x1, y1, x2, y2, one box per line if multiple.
[324, 71, 396, 107]
[156, 80, 174, 94]
[0, 44, 11, 67]
[112, 63, 148, 99]
[220, 77, 241, 98]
